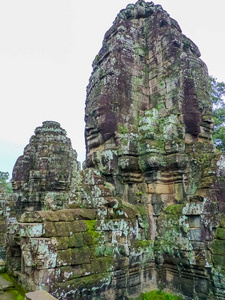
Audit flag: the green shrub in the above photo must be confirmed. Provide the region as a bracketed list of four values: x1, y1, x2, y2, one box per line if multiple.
[135, 290, 183, 300]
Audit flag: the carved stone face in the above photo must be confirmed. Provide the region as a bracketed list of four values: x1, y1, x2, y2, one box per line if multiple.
[84, 0, 213, 190]
[85, 97, 117, 152]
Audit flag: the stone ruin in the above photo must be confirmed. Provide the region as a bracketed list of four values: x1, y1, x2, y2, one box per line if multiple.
[2, 1, 225, 299]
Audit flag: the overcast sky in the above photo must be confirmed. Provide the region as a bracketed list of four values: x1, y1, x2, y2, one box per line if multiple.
[1, 0, 225, 177]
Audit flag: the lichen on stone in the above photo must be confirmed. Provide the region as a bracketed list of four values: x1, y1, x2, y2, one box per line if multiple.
[3, 1, 225, 299]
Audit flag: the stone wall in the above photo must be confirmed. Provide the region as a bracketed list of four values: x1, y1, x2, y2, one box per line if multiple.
[8, 206, 156, 299]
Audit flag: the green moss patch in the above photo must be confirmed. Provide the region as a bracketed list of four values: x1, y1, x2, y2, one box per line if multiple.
[56, 272, 111, 290]
[216, 228, 225, 240]
[134, 290, 183, 300]
[83, 220, 103, 245]
[91, 257, 113, 273]
[212, 239, 225, 255]
[164, 204, 185, 215]
[131, 240, 153, 251]
[2, 290, 25, 300]
[0, 273, 26, 300]
[220, 215, 225, 228]
[212, 254, 225, 270]
[85, 220, 96, 231]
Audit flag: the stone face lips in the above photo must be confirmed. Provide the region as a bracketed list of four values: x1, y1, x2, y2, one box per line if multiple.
[12, 121, 79, 214]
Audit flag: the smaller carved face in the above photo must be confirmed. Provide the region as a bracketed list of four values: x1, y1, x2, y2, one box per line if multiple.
[85, 99, 116, 151]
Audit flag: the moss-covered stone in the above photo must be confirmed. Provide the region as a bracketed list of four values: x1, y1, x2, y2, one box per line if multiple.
[220, 215, 225, 228]
[20, 211, 43, 223]
[216, 228, 225, 240]
[91, 257, 114, 274]
[57, 246, 91, 267]
[212, 239, 225, 255]
[164, 204, 185, 215]
[85, 220, 96, 231]
[83, 231, 102, 245]
[54, 237, 69, 250]
[56, 272, 111, 291]
[131, 240, 153, 251]
[212, 254, 225, 269]
[68, 233, 84, 248]
[6, 1, 225, 299]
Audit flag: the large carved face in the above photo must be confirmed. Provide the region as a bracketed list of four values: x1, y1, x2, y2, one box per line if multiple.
[85, 95, 117, 152]
[84, 1, 213, 186]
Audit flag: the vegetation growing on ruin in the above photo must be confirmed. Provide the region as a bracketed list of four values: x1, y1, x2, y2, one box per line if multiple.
[211, 76, 225, 151]
[1, 273, 26, 300]
[134, 290, 183, 300]
[0, 171, 12, 193]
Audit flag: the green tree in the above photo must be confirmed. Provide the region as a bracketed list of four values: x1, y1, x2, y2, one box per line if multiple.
[210, 76, 225, 152]
[0, 171, 12, 193]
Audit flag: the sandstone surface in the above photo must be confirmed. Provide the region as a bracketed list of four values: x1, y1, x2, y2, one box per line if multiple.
[12, 121, 79, 215]
[5, 1, 225, 300]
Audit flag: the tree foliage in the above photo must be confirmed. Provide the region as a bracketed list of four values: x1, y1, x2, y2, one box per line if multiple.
[0, 171, 12, 193]
[210, 76, 225, 152]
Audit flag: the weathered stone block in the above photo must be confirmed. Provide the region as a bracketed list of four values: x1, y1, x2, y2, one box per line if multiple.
[70, 220, 87, 233]
[56, 247, 90, 267]
[91, 257, 113, 274]
[33, 268, 56, 286]
[43, 221, 56, 237]
[20, 211, 43, 223]
[0, 260, 6, 273]
[148, 183, 174, 194]
[83, 232, 95, 245]
[183, 202, 204, 215]
[39, 211, 60, 222]
[189, 215, 201, 228]
[68, 233, 84, 248]
[55, 272, 111, 292]
[71, 208, 97, 220]
[56, 249, 73, 266]
[20, 223, 43, 237]
[29, 238, 57, 269]
[57, 264, 92, 281]
[26, 290, 57, 300]
[188, 229, 202, 241]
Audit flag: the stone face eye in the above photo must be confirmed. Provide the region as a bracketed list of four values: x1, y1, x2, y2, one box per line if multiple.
[160, 19, 168, 27]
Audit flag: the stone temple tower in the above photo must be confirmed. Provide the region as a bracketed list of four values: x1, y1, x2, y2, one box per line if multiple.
[6, 2, 225, 300]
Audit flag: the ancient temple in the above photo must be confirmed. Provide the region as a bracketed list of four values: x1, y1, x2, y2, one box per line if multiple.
[4, 1, 225, 299]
